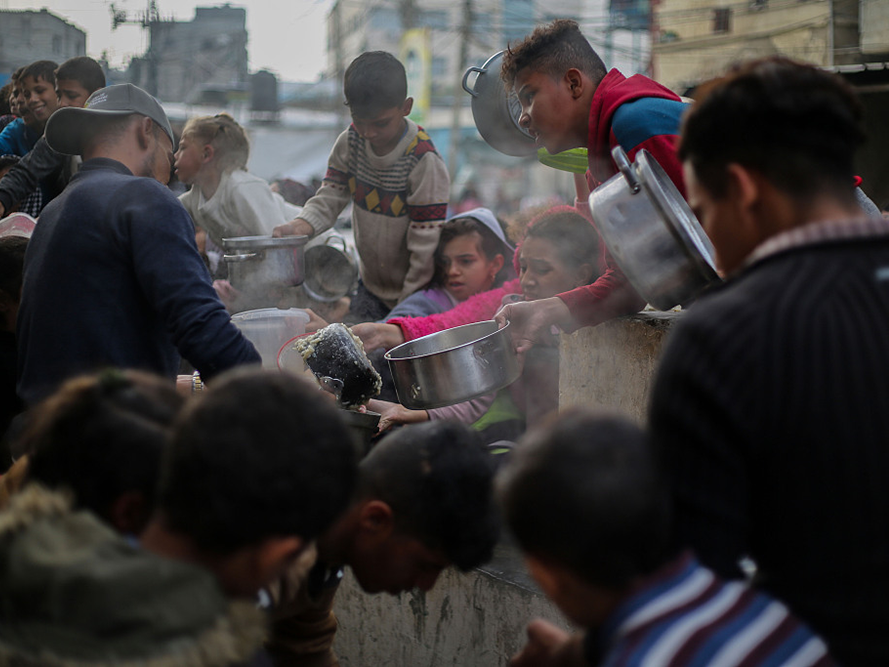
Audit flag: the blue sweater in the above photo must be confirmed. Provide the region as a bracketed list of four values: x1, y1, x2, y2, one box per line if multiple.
[17, 158, 260, 405]
[0, 118, 40, 157]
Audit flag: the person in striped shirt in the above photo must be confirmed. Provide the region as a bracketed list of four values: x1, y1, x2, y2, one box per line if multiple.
[497, 408, 835, 667]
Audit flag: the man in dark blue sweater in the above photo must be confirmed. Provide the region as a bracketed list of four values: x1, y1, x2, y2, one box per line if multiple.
[650, 57, 889, 666]
[16, 84, 259, 405]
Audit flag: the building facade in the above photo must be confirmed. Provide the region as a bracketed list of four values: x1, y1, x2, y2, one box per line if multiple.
[127, 5, 248, 104]
[0, 9, 86, 84]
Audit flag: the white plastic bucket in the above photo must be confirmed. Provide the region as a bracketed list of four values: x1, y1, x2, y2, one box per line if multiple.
[231, 308, 310, 370]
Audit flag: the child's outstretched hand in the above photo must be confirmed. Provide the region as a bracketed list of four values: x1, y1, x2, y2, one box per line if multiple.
[273, 218, 314, 238]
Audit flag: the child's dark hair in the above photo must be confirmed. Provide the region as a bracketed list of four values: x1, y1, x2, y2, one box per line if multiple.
[498, 408, 674, 588]
[0, 235, 27, 299]
[56, 56, 106, 94]
[679, 56, 864, 204]
[344, 51, 407, 117]
[523, 207, 599, 279]
[501, 19, 607, 90]
[22, 60, 59, 86]
[0, 82, 12, 115]
[158, 369, 358, 556]
[430, 215, 510, 289]
[11, 67, 24, 84]
[357, 421, 500, 571]
[21, 369, 184, 531]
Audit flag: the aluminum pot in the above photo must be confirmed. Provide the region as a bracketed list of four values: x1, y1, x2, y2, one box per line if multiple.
[303, 235, 358, 302]
[589, 147, 720, 310]
[222, 235, 308, 291]
[340, 409, 381, 456]
[462, 51, 537, 157]
[385, 320, 521, 410]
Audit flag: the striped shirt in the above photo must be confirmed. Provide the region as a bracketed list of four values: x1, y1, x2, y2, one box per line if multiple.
[587, 554, 834, 667]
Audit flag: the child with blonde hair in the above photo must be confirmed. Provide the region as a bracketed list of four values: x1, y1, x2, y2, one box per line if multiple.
[175, 113, 300, 249]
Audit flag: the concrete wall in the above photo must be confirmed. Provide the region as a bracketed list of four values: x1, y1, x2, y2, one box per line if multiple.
[332, 311, 679, 665]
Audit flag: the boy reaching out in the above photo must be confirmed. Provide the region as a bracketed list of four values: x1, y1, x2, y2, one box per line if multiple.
[274, 51, 449, 322]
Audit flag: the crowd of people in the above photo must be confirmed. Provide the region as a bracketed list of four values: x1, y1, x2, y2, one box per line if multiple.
[0, 15, 886, 667]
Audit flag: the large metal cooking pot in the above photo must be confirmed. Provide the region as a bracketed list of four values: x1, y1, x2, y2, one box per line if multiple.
[222, 235, 308, 291]
[462, 51, 537, 157]
[589, 147, 720, 310]
[303, 235, 358, 302]
[385, 320, 521, 410]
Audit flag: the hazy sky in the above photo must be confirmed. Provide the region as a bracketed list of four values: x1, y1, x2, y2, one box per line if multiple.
[2, 0, 334, 82]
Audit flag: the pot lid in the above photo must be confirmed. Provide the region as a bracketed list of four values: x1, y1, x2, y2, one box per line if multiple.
[634, 150, 719, 280]
[462, 51, 537, 157]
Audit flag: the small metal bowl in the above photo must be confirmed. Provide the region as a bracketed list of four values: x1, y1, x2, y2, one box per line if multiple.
[385, 320, 521, 410]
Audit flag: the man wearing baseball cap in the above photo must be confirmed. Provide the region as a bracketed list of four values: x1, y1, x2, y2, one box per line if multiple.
[16, 84, 260, 406]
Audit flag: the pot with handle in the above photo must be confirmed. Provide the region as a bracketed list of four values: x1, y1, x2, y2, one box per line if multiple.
[385, 320, 521, 409]
[303, 234, 358, 302]
[222, 235, 308, 291]
[462, 51, 538, 157]
[589, 146, 720, 310]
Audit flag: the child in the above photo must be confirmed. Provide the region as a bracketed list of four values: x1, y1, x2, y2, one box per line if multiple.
[175, 112, 301, 250]
[382, 207, 512, 319]
[0, 57, 105, 218]
[0, 61, 58, 156]
[496, 19, 690, 346]
[368, 207, 598, 440]
[273, 51, 450, 322]
[497, 408, 835, 667]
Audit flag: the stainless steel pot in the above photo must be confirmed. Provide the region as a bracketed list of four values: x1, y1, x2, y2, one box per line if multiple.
[303, 235, 358, 302]
[222, 235, 308, 290]
[340, 409, 381, 456]
[462, 51, 537, 157]
[589, 147, 720, 310]
[385, 320, 521, 410]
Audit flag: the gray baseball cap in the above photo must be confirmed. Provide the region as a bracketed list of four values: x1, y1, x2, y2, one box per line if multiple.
[45, 83, 175, 156]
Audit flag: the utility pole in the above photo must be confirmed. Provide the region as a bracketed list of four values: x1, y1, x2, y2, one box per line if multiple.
[401, 0, 417, 31]
[331, 0, 348, 129]
[448, 0, 473, 180]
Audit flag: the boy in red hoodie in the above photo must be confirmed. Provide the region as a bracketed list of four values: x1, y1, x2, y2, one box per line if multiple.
[496, 19, 690, 349]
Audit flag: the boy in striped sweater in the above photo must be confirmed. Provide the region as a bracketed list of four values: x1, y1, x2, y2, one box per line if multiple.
[498, 409, 834, 667]
[274, 51, 449, 321]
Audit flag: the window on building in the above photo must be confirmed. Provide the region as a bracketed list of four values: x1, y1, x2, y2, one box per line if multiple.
[52, 35, 61, 53]
[369, 6, 401, 32]
[431, 56, 447, 77]
[713, 7, 731, 33]
[750, 0, 768, 9]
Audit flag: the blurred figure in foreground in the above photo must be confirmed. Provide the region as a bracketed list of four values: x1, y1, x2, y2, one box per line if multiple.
[499, 409, 835, 666]
[650, 56, 889, 665]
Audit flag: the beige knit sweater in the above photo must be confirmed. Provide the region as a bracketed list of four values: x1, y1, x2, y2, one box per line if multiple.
[296, 120, 449, 306]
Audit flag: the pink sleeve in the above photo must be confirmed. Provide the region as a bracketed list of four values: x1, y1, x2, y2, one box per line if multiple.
[389, 278, 523, 341]
[426, 392, 496, 423]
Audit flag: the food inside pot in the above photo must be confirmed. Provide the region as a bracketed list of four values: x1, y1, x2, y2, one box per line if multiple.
[295, 323, 382, 408]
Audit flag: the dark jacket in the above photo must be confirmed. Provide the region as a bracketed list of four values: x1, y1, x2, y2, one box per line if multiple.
[0, 135, 69, 213]
[17, 158, 260, 405]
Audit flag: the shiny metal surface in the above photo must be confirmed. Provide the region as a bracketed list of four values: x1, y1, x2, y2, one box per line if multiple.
[222, 234, 308, 290]
[589, 147, 720, 310]
[385, 320, 521, 409]
[462, 52, 537, 157]
[303, 236, 358, 302]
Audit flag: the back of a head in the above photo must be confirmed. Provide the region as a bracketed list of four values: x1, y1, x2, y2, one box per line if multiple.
[498, 408, 673, 589]
[344, 51, 407, 117]
[182, 113, 249, 172]
[159, 369, 358, 555]
[22, 60, 59, 86]
[0, 235, 28, 299]
[22, 370, 184, 531]
[501, 19, 606, 90]
[358, 421, 499, 570]
[56, 56, 106, 94]
[679, 56, 865, 203]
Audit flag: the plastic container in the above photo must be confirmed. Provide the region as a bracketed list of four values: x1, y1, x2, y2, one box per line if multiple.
[231, 308, 310, 370]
